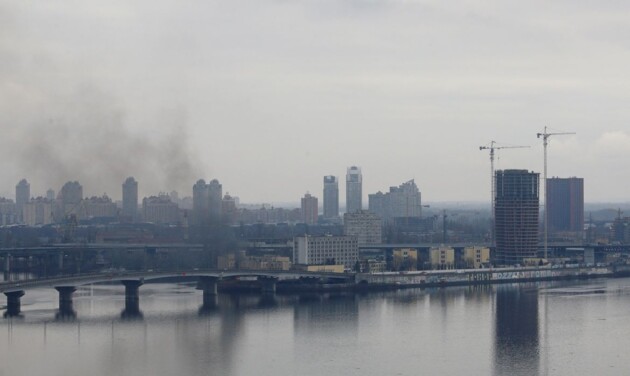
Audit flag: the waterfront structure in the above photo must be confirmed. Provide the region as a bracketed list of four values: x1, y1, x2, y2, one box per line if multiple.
[430, 246, 455, 269]
[142, 194, 180, 224]
[122, 177, 138, 222]
[15, 179, 30, 222]
[301, 193, 318, 225]
[463, 246, 490, 269]
[546, 177, 584, 238]
[208, 179, 223, 219]
[192, 179, 209, 225]
[368, 180, 422, 224]
[22, 197, 53, 226]
[323, 175, 339, 220]
[392, 248, 418, 271]
[293, 235, 359, 269]
[343, 210, 382, 245]
[346, 166, 362, 213]
[494, 169, 540, 265]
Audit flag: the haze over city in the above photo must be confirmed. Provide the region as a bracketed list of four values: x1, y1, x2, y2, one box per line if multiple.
[2, 1, 630, 203]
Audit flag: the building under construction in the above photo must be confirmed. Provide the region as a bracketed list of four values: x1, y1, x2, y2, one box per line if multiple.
[494, 169, 540, 265]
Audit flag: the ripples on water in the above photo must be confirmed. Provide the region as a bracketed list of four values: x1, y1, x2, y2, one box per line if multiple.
[1, 278, 630, 376]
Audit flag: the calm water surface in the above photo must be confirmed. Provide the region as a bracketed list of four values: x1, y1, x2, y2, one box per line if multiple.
[1, 278, 630, 376]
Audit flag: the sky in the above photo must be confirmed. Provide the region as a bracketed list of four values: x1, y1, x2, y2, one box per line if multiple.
[1, 0, 630, 204]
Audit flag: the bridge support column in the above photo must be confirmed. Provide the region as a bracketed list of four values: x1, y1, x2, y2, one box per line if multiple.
[4, 254, 11, 281]
[54, 286, 77, 319]
[4, 290, 24, 317]
[121, 280, 143, 318]
[259, 276, 278, 295]
[197, 276, 219, 306]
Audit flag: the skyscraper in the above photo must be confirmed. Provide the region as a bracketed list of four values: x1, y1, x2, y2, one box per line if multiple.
[346, 166, 362, 213]
[494, 169, 540, 265]
[15, 179, 30, 222]
[546, 177, 584, 235]
[192, 179, 209, 225]
[301, 193, 318, 225]
[208, 179, 223, 219]
[323, 175, 339, 219]
[122, 177, 138, 222]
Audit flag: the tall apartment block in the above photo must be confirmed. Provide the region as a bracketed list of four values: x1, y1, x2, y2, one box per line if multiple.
[208, 179, 223, 218]
[323, 175, 339, 219]
[494, 169, 540, 265]
[346, 166, 362, 214]
[546, 177, 584, 236]
[15, 179, 30, 223]
[122, 177, 138, 222]
[368, 179, 422, 223]
[301, 193, 318, 225]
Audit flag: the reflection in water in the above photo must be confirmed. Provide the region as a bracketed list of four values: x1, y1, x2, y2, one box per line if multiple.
[2, 279, 630, 375]
[494, 286, 539, 376]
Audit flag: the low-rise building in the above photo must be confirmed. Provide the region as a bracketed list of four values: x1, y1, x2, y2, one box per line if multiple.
[392, 248, 418, 271]
[293, 235, 358, 269]
[430, 246, 455, 270]
[463, 246, 490, 269]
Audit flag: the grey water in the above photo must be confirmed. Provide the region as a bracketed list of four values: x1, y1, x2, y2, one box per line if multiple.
[2, 278, 630, 376]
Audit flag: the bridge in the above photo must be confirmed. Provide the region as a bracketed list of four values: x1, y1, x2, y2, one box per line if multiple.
[0, 269, 355, 319]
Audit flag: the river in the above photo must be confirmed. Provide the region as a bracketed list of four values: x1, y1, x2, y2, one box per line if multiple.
[1, 277, 630, 376]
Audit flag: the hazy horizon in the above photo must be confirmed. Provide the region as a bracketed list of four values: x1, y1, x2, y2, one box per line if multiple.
[2, 1, 630, 203]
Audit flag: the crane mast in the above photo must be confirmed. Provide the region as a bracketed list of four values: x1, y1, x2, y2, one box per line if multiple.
[479, 141, 529, 246]
[537, 126, 576, 260]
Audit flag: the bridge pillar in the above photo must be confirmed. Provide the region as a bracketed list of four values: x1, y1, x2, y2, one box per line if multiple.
[54, 286, 77, 319]
[259, 276, 278, 295]
[121, 280, 144, 316]
[4, 254, 11, 281]
[4, 290, 24, 317]
[197, 276, 219, 305]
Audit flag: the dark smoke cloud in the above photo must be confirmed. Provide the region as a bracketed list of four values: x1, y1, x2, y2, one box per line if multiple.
[3, 85, 203, 199]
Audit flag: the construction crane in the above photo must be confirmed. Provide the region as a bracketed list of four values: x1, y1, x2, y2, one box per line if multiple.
[537, 126, 576, 260]
[479, 141, 530, 245]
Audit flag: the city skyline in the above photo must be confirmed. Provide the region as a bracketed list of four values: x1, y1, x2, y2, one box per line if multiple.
[1, 2, 630, 203]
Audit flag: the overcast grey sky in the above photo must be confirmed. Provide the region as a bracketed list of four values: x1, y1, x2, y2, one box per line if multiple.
[1, 1, 629, 203]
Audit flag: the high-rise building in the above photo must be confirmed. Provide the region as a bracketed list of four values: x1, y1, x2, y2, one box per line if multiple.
[494, 169, 540, 265]
[301, 193, 318, 225]
[208, 179, 223, 219]
[122, 177, 138, 222]
[323, 175, 339, 220]
[54, 181, 83, 221]
[22, 197, 53, 226]
[46, 189, 55, 201]
[368, 180, 422, 223]
[546, 177, 584, 235]
[142, 194, 180, 224]
[343, 210, 382, 245]
[15, 179, 30, 222]
[192, 179, 209, 225]
[346, 166, 362, 213]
